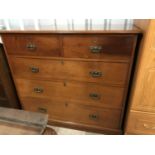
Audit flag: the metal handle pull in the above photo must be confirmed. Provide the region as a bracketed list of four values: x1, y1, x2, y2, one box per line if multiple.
[89, 46, 102, 53]
[30, 66, 39, 73]
[38, 107, 47, 113]
[89, 114, 99, 121]
[26, 43, 36, 50]
[89, 93, 101, 100]
[90, 71, 102, 77]
[34, 87, 43, 93]
[143, 123, 155, 130]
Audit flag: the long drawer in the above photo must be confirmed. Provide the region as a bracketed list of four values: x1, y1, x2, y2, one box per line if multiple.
[126, 111, 155, 135]
[20, 97, 122, 129]
[10, 57, 129, 86]
[63, 35, 137, 60]
[2, 34, 61, 57]
[15, 79, 125, 109]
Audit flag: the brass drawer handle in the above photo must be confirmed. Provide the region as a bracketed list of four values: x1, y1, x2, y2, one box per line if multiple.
[89, 46, 102, 53]
[89, 93, 101, 100]
[30, 66, 39, 73]
[89, 114, 99, 121]
[34, 87, 43, 93]
[143, 123, 155, 130]
[38, 107, 47, 113]
[26, 43, 36, 50]
[89, 71, 102, 77]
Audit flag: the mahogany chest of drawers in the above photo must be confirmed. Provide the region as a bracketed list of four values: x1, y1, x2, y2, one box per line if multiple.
[0, 29, 140, 134]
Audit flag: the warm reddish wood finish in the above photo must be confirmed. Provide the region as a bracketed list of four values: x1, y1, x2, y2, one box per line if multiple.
[15, 78, 125, 109]
[0, 26, 142, 34]
[20, 97, 122, 129]
[0, 30, 140, 134]
[63, 35, 137, 60]
[10, 56, 129, 86]
[2, 34, 61, 57]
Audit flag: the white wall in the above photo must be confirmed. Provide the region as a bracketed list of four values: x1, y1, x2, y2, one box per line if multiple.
[0, 19, 133, 30]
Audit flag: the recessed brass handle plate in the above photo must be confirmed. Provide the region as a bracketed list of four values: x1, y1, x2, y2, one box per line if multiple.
[26, 43, 36, 51]
[34, 87, 44, 93]
[89, 71, 102, 77]
[89, 46, 102, 53]
[89, 114, 99, 121]
[89, 93, 101, 100]
[30, 66, 39, 73]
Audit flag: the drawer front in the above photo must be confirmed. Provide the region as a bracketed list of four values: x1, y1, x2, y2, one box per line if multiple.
[21, 97, 121, 129]
[11, 57, 129, 86]
[2, 34, 61, 57]
[126, 111, 155, 135]
[16, 79, 125, 109]
[63, 35, 137, 60]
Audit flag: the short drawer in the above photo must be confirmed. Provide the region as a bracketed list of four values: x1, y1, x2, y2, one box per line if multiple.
[16, 79, 125, 109]
[63, 35, 137, 60]
[11, 57, 129, 86]
[126, 111, 155, 135]
[21, 97, 122, 129]
[2, 34, 61, 57]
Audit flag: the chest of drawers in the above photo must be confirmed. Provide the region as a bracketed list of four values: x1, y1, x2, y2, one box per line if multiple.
[0, 30, 140, 134]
